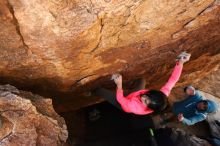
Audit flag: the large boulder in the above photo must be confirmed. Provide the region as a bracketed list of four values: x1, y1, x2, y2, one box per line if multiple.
[0, 0, 219, 111]
[0, 84, 68, 146]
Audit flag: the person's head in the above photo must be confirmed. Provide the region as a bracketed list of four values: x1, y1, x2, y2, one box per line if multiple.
[197, 100, 218, 113]
[197, 100, 208, 111]
[140, 90, 168, 112]
[184, 85, 196, 95]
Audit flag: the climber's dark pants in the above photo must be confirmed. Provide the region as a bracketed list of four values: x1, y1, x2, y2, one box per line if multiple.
[93, 78, 146, 110]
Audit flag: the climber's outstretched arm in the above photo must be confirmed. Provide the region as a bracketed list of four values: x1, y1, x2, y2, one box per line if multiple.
[160, 52, 191, 96]
[113, 74, 130, 106]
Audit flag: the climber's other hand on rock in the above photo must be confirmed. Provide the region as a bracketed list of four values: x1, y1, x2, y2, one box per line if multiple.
[112, 74, 122, 89]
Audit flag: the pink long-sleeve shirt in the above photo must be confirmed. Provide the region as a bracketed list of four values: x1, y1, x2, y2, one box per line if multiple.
[116, 62, 183, 115]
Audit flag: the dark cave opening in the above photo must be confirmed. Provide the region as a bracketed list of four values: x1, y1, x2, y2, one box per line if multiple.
[62, 102, 157, 146]
[61, 100, 214, 146]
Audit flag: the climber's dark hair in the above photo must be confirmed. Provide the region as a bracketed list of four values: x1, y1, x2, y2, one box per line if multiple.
[141, 90, 168, 112]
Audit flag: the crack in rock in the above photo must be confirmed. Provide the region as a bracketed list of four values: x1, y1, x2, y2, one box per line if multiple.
[6, 0, 29, 49]
[73, 74, 97, 87]
[90, 18, 104, 53]
[184, 0, 216, 27]
[0, 132, 13, 143]
[171, 0, 217, 39]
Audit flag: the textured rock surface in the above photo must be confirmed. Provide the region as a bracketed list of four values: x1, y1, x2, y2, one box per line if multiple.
[0, 0, 220, 111]
[0, 84, 68, 146]
[195, 68, 220, 99]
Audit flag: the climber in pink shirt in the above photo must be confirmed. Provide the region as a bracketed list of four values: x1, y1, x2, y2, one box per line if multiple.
[94, 52, 191, 115]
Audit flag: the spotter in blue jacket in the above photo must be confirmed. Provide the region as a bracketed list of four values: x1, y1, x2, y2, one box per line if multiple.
[173, 90, 218, 125]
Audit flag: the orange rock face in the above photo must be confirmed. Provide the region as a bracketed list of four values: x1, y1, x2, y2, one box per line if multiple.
[195, 69, 220, 98]
[0, 0, 220, 111]
[0, 85, 68, 145]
